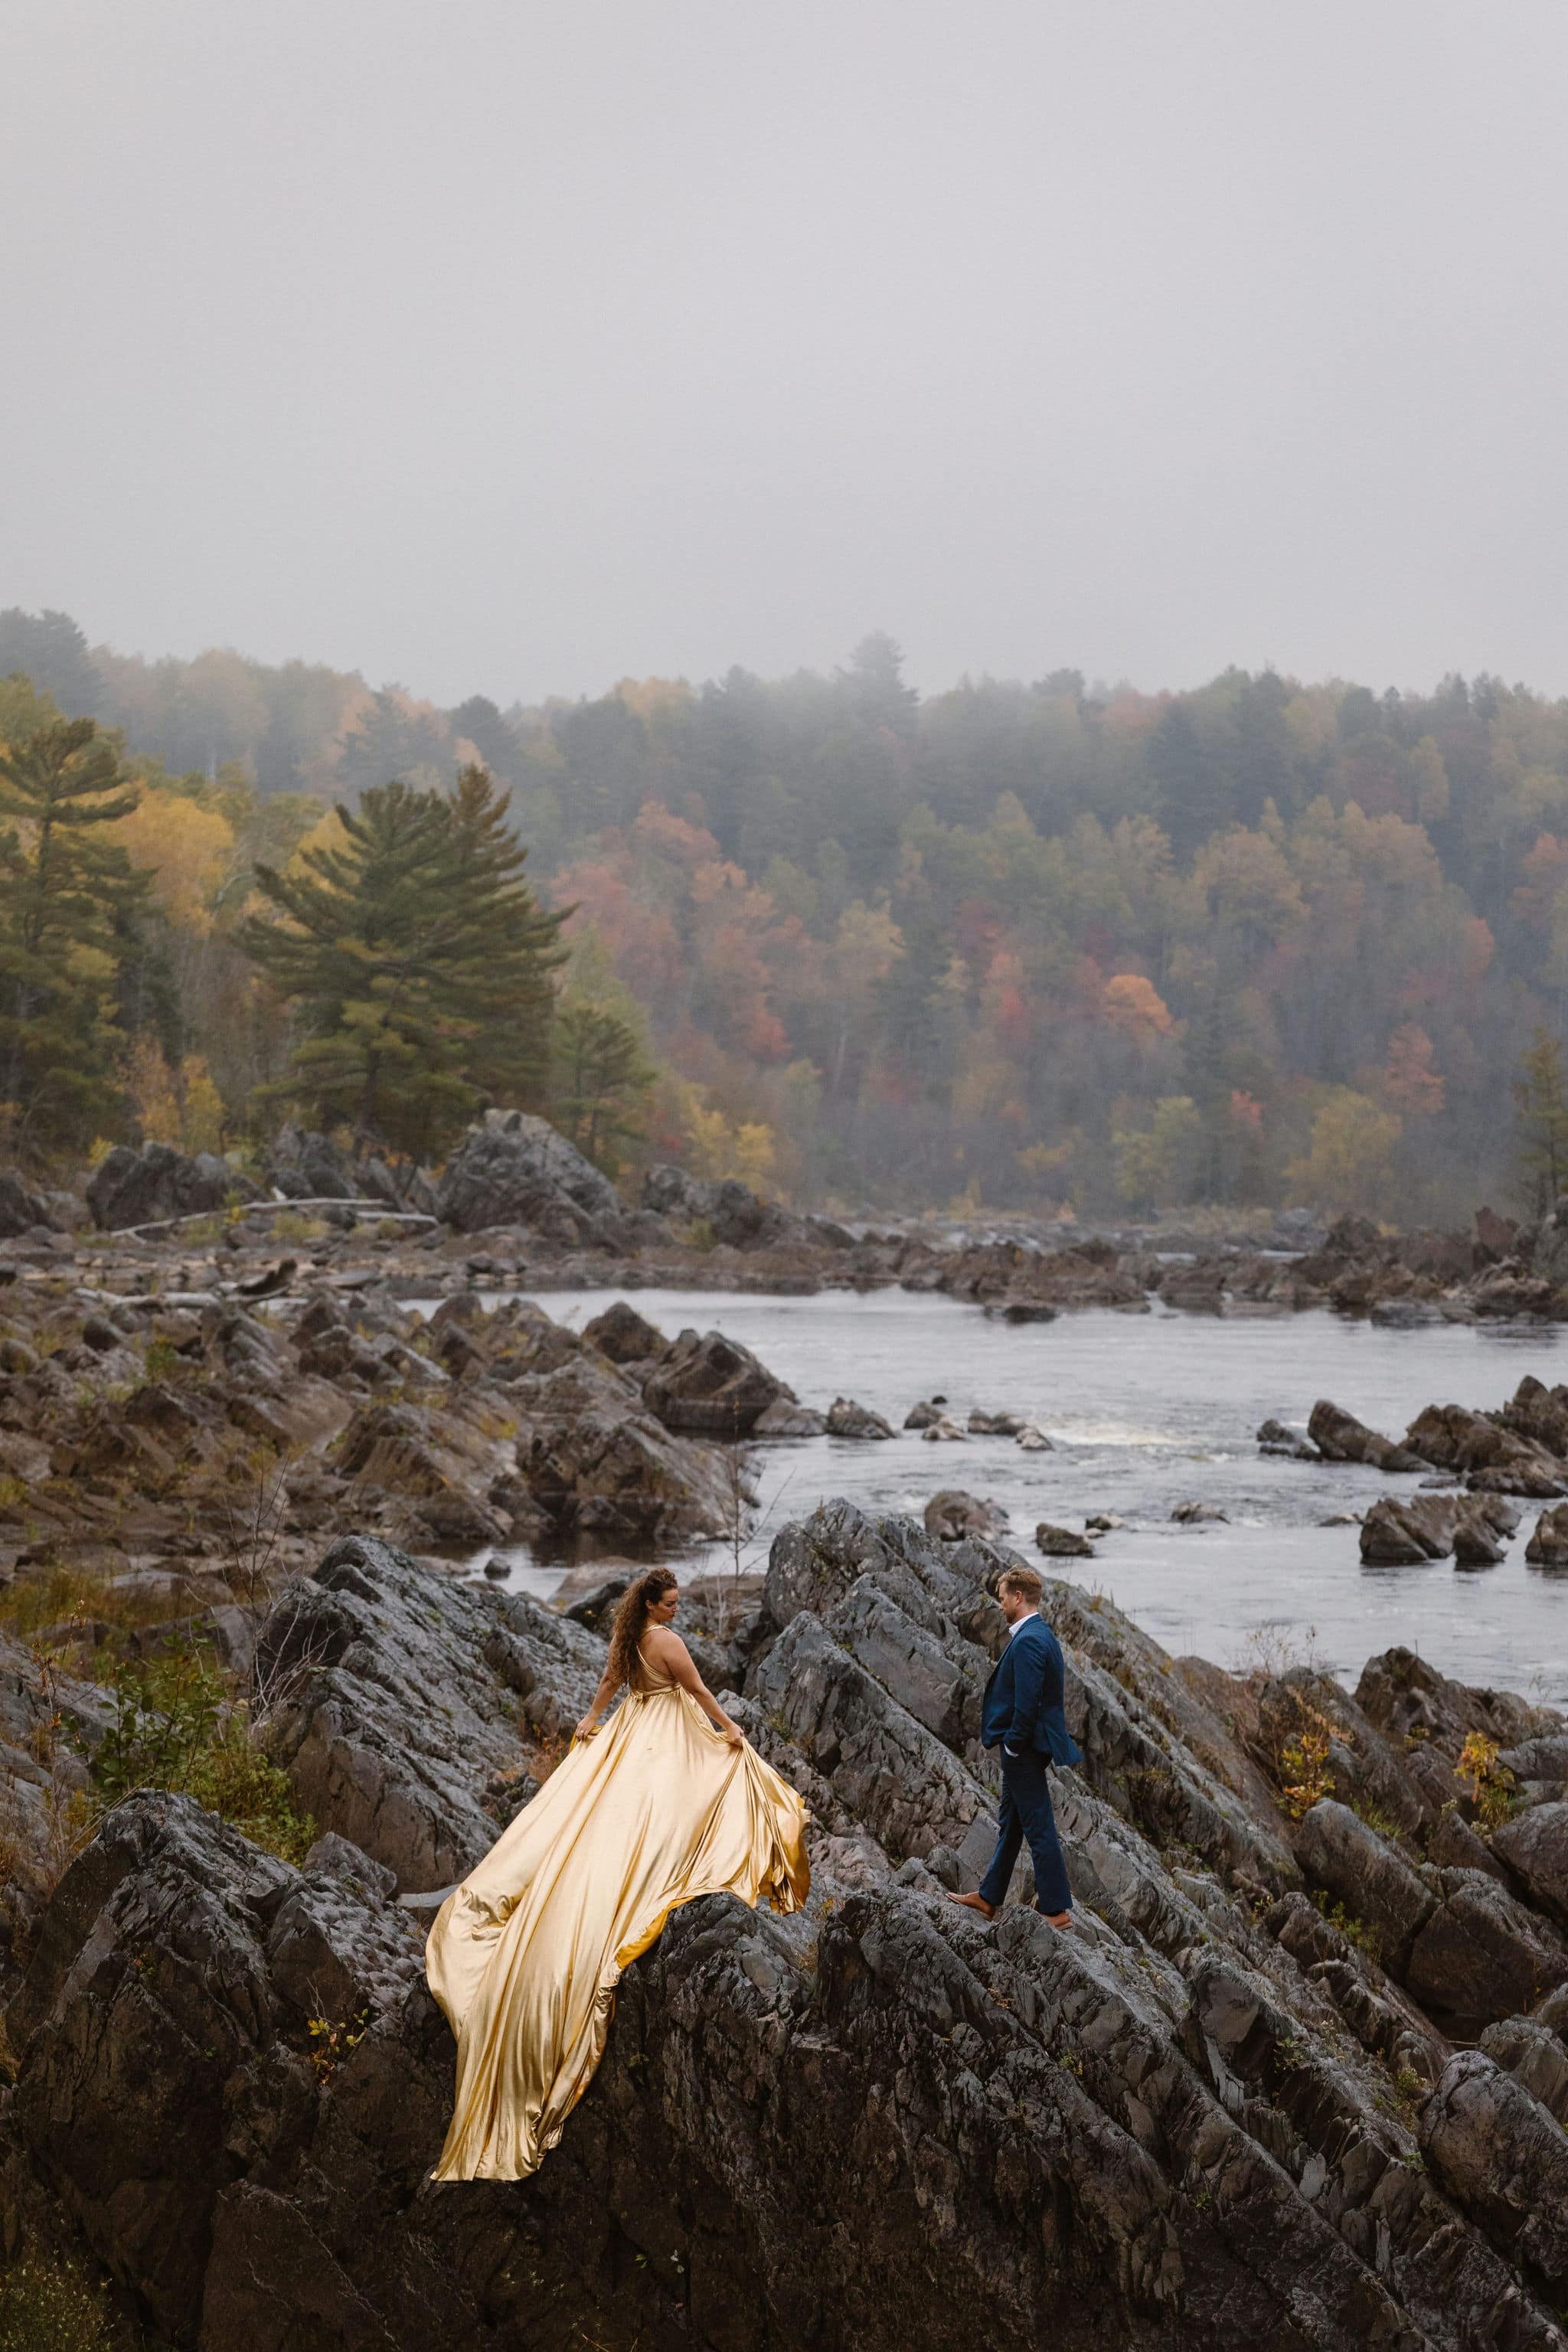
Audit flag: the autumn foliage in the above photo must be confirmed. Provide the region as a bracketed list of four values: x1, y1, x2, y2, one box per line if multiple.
[7, 607, 1568, 1217]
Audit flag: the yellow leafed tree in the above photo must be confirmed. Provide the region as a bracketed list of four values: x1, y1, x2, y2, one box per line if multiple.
[113, 792, 234, 933]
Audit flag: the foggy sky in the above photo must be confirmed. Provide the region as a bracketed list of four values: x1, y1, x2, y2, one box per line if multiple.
[4, 0, 1568, 707]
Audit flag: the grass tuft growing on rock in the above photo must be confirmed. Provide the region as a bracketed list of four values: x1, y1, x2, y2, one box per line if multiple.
[0, 1567, 193, 1642]
[0, 2252, 126, 2352]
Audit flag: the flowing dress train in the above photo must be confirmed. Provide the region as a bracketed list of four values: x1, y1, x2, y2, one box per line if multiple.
[425, 1655, 810, 2181]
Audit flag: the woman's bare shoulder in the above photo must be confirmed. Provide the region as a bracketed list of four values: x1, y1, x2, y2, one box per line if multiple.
[642, 1624, 688, 1660]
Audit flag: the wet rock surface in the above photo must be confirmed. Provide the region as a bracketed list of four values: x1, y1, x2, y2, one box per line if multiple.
[6, 1501, 1568, 2348]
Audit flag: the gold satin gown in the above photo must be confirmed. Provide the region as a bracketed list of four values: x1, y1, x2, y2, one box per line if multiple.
[425, 1652, 811, 2181]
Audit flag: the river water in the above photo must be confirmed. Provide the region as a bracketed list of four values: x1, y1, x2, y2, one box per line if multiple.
[472, 1286, 1568, 1708]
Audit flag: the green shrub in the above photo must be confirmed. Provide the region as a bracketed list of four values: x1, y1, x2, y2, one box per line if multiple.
[93, 1645, 315, 1866]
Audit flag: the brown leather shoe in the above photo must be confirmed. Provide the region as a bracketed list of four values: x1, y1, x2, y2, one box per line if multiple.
[948, 1891, 997, 1919]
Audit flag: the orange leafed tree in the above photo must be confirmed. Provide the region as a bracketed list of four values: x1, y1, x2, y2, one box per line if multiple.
[1102, 972, 1174, 1044]
[1383, 1023, 1446, 1116]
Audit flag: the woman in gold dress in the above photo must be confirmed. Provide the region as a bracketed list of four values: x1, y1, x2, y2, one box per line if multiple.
[426, 1566, 810, 2182]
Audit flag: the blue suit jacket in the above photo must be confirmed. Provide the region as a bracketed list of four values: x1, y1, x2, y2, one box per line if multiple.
[982, 1616, 1082, 1767]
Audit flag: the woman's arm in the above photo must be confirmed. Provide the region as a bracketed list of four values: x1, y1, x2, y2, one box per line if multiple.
[646, 1631, 744, 1746]
[574, 1665, 621, 1740]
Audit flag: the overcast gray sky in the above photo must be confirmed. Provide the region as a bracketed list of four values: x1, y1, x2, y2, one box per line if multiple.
[4, 0, 1567, 707]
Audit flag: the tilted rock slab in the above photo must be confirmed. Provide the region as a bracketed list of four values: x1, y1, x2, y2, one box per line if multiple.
[6, 1503, 1568, 2348]
[256, 1533, 602, 1890]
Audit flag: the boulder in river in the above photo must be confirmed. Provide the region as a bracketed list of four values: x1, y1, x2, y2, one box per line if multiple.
[1526, 1503, 1568, 1566]
[924, 1490, 1008, 1543]
[1308, 1396, 1429, 1472]
[1034, 1521, 1095, 1559]
[751, 1396, 828, 1437]
[1171, 1500, 1229, 1524]
[1256, 1416, 1314, 1458]
[1453, 1514, 1508, 1568]
[918, 1414, 969, 1442]
[1359, 1494, 1452, 1563]
[1361, 1493, 1522, 1567]
[825, 1396, 895, 1440]
[641, 1325, 788, 1436]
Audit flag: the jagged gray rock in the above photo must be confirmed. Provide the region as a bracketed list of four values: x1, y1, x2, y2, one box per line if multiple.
[436, 1108, 627, 1240]
[0, 1171, 59, 1238]
[255, 1532, 602, 1889]
[1492, 1801, 1568, 1929]
[1308, 1397, 1428, 1472]
[85, 1142, 258, 1230]
[641, 1324, 788, 1434]
[6, 1501, 1568, 2351]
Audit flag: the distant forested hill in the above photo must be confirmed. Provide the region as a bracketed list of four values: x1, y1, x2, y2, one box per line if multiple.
[3, 604, 1565, 1221]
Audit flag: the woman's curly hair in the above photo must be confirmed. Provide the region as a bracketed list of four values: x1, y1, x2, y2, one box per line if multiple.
[605, 1567, 679, 1695]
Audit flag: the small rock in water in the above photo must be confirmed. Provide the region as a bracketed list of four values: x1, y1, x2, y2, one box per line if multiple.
[919, 1416, 969, 1442]
[1318, 1511, 1363, 1527]
[1171, 1501, 1229, 1524]
[482, 1556, 511, 1579]
[1084, 1512, 1122, 1533]
[1308, 1397, 1429, 1474]
[752, 1396, 828, 1437]
[1256, 1416, 1315, 1459]
[925, 1490, 1008, 1542]
[1453, 1517, 1507, 1568]
[826, 1396, 895, 1441]
[1014, 1424, 1053, 1451]
[1035, 1521, 1096, 1558]
[1526, 1503, 1568, 1566]
[969, 1407, 1026, 1436]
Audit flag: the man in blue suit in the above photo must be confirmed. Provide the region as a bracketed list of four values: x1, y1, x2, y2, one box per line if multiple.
[950, 1564, 1080, 1926]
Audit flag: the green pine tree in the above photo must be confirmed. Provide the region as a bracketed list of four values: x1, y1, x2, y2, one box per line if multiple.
[551, 1002, 653, 1174]
[241, 767, 564, 1158]
[0, 717, 145, 1161]
[1513, 1027, 1568, 1215]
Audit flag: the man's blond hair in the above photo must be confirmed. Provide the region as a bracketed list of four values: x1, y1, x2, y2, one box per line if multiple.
[997, 1565, 1043, 1605]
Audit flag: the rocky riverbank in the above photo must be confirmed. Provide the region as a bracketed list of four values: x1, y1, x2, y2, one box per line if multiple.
[8, 1112, 1568, 1329]
[3, 1502, 1568, 2348]
[0, 1266, 830, 1600]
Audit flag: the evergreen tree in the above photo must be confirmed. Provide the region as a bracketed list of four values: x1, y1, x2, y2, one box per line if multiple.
[0, 718, 145, 1160]
[0, 608, 100, 717]
[242, 767, 564, 1158]
[1151, 701, 1230, 861]
[550, 1002, 652, 1173]
[334, 689, 449, 802]
[1512, 1028, 1568, 1215]
[449, 694, 523, 783]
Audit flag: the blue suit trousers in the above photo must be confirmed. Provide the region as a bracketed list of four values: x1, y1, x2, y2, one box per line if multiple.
[977, 1748, 1073, 1916]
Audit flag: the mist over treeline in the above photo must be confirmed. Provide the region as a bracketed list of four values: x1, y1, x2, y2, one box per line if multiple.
[4, 602, 1566, 1225]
